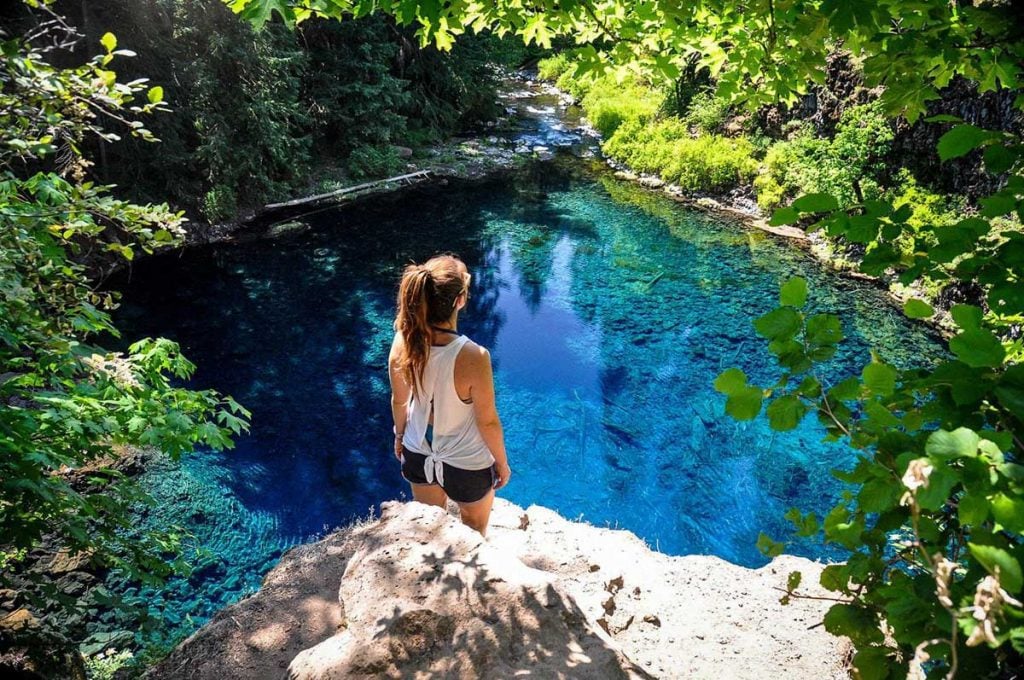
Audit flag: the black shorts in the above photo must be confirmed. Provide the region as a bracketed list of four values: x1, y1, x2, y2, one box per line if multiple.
[400, 449, 496, 504]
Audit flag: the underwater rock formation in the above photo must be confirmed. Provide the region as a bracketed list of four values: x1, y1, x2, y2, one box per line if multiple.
[146, 499, 852, 679]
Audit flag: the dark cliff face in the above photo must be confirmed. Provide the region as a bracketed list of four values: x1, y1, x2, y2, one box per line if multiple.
[755, 53, 1022, 202]
[755, 53, 876, 139]
[892, 77, 1022, 200]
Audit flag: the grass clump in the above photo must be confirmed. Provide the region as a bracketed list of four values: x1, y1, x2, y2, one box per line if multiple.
[604, 118, 757, 192]
[579, 73, 664, 138]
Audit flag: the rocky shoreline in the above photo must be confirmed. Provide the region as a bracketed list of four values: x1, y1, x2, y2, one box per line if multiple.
[146, 499, 852, 679]
[541, 78, 955, 340]
[176, 73, 592, 249]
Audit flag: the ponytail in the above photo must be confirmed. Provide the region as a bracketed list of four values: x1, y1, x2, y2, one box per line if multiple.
[393, 255, 469, 398]
[395, 266, 432, 396]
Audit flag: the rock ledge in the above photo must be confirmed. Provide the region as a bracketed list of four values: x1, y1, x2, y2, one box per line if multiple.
[147, 499, 851, 679]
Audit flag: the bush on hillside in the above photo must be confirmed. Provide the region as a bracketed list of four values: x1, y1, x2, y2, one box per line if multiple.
[754, 103, 894, 210]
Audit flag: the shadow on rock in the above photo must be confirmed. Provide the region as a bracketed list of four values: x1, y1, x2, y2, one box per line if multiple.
[286, 501, 650, 679]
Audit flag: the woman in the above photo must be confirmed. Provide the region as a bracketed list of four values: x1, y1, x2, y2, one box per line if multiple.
[388, 254, 512, 535]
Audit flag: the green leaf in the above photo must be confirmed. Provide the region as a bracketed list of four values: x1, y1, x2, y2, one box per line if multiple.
[779, 277, 808, 307]
[756, 532, 784, 558]
[823, 603, 884, 645]
[937, 124, 998, 161]
[852, 646, 892, 680]
[147, 86, 164, 104]
[824, 506, 865, 550]
[792, 193, 839, 213]
[996, 383, 1024, 422]
[714, 368, 747, 395]
[950, 304, 983, 330]
[902, 298, 934, 319]
[785, 508, 820, 536]
[925, 428, 980, 458]
[988, 281, 1024, 315]
[858, 478, 901, 513]
[862, 362, 897, 396]
[100, 32, 117, 52]
[969, 543, 1023, 593]
[991, 494, 1024, 534]
[805, 314, 843, 346]
[787, 571, 802, 591]
[980, 193, 1016, 218]
[767, 395, 807, 431]
[983, 144, 1015, 174]
[796, 376, 821, 398]
[819, 564, 848, 592]
[915, 464, 959, 511]
[828, 376, 861, 402]
[958, 492, 989, 527]
[769, 207, 799, 226]
[753, 307, 802, 341]
[949, 329, 1006, 368]
[726, 386, 763, 420]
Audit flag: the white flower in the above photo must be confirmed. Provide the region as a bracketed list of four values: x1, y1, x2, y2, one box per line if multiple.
[900, 458, 933, 506]
[965, 572, 1023, 647]
[82, 352, 141, 390]
[902, 458, 933, 491]
[932, 554, 957, 609]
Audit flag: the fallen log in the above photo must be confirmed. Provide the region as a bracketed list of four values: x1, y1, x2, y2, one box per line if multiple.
[264, 169, 433, 210]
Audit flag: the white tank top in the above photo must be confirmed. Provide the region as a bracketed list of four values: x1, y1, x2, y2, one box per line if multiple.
[401, 334, 495, 487]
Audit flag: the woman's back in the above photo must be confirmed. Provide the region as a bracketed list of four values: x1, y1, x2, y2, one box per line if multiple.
[401, 335, 494, 476]
[388, 253, 511, 535]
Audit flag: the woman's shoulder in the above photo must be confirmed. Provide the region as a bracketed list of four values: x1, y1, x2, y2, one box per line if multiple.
[388, 330, 405, 362]
[456, 336, 490, 365]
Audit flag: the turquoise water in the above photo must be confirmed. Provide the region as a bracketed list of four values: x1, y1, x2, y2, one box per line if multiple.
[106, 158, 942, 647]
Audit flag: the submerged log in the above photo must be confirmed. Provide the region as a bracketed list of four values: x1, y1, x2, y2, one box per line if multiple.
[264, 169, 433, 210]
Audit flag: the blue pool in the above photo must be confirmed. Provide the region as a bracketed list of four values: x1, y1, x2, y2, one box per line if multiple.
[107, 157, 942, 647]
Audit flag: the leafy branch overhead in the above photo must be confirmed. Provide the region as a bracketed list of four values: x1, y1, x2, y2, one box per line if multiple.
[1, 0, 249, 628]
[227, 0, 1024, 122]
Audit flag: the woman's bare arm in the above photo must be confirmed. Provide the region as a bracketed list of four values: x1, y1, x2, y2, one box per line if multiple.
[467, 345, 511, 488]
[388, 332, 411, 459]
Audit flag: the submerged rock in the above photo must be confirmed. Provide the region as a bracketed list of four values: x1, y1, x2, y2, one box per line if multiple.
[146, 499, 851, 679]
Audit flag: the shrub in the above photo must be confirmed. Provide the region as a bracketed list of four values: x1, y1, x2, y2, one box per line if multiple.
[580, 73, 664, 137]
[659, 135, 758, 192]
[0, 9, 248, 640]
[888, 169, 963, 232]
[754, 133, 814, 210]
[554, 65, 597, 100]
[537, 53, 572, 81]
[347, 145, 404, 179]
[754, 103, 895, 210]
[603, 118, 757, 192]
[84, 649, 135, 680]
[683, 91, 732, 134]
[202, 184, 239, 223]
[602, 117, 691, 174]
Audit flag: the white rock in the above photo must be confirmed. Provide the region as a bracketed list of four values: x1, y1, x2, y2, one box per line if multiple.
[147, 499, 851, 680]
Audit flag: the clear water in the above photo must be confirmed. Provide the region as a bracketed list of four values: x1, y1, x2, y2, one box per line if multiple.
[105, 157, 942, 647]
